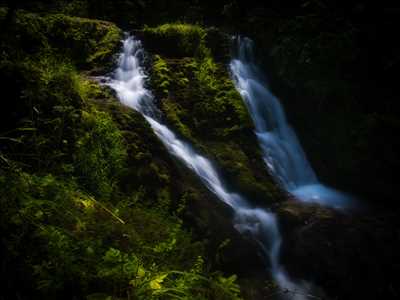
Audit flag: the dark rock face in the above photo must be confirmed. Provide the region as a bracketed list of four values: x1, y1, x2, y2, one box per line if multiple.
[183, 184, 267, 277]
[278, 201, 400, 300]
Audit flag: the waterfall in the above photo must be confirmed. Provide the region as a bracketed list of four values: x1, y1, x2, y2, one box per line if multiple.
[107, 35, 314, 300]
[230, 36, 353, 210]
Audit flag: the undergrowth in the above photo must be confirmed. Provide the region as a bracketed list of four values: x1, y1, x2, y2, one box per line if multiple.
[0, 10, 243, 300]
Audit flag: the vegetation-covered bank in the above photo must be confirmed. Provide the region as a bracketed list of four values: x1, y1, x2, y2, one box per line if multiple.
[0, 9, 257, 300]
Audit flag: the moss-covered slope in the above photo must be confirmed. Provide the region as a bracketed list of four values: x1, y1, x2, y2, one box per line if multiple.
[1, 8, 121, 71]
[141, 24, 284, 207]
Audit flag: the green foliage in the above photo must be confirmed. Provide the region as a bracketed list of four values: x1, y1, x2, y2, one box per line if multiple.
[195, 56, 218, 89]
[152, 54, 171, 97]
[191, 55, 251, 134]
[74, 109, 127, 199]
[0, 50, 241, 296]
[0, 55, 84, 172]
[0, 168, 239, 299]
[0, 172, 95, 295]
[97, 247, 142, 290]
[128, 255, 242, 300]
[33, 226, 81, 292]
[145, 25, 251, 139]
[214, 274, 242, 300]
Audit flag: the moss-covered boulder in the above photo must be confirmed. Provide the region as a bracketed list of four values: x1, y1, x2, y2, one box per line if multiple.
[44, 13, 122, 71]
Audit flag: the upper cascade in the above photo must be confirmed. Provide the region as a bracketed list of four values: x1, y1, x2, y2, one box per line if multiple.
[230, 36, 354, 210]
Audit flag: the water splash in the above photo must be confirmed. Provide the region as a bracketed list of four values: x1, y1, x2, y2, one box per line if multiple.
[107, 35, 314, 299]
[230, 36, 353, 210]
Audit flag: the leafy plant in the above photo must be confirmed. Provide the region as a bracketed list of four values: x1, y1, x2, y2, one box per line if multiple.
[74, 109, 127, 199]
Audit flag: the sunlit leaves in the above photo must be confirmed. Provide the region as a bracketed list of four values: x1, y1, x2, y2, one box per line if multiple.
[149, 273, 168, 290]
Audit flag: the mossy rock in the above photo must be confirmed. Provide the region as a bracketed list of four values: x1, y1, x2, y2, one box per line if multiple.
[1, 10, 122, 72]
[142, 24, 230, 62]
[142, 23, 206, 58]
[208, 141, 282, 204]
[43, 13, 122, 71]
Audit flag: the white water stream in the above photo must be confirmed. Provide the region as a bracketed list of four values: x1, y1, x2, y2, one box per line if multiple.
[107, 35, 314, 299]
[230, 36, 353, 210]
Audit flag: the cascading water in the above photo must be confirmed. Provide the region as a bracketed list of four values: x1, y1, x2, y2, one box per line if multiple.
[230, 36, 353, 210]
[107, 35, 314, 300]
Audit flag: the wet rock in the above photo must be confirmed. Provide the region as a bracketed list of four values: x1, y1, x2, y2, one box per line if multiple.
[277, 200, 400, 300]
[182, 182, 268, 277]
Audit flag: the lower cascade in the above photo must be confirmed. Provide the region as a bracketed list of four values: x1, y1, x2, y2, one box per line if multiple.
[230, 37, 353, 210]
[108, 35, 316, 299]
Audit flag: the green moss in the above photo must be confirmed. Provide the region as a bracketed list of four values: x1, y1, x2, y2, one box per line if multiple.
[149, 23, 204, 34]
[208, 142, 281, 203]
[143, 23, 207, 58]
[43, 13, 122, 69]
[86, 20, 122, 67]
[162, 100, 193, 139]
[2, 10, 122, 71]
